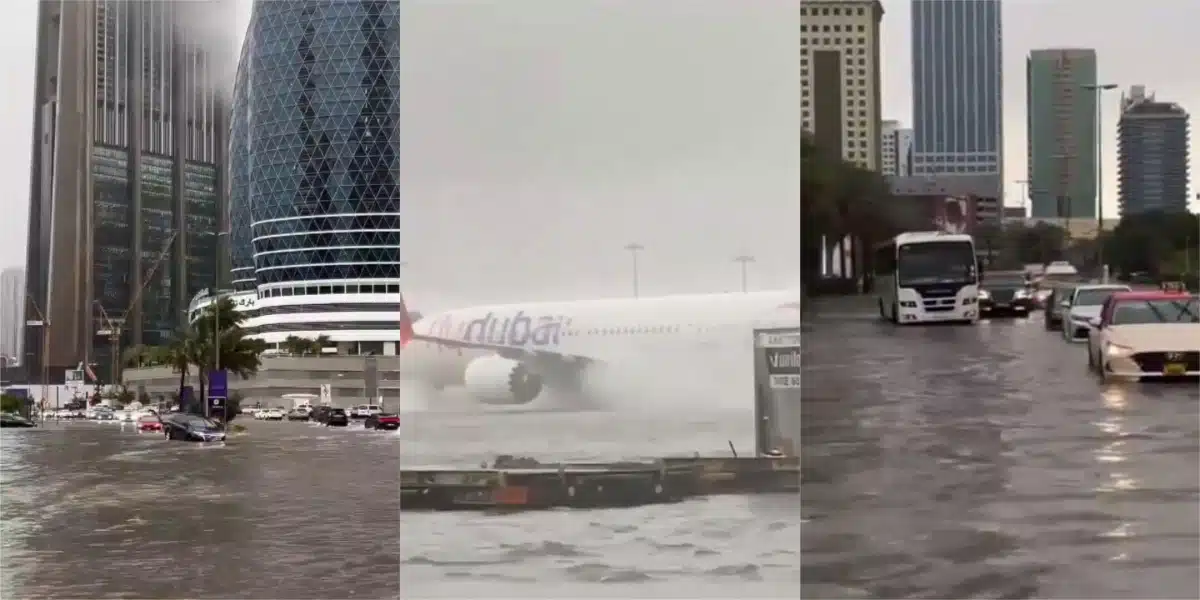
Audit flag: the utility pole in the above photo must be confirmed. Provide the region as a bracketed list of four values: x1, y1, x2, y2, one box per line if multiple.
[733, 255, 755, 293]
[623, 243, 644, 298]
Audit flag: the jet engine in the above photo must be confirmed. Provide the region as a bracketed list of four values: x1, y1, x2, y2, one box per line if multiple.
[463, 355, 543, 405]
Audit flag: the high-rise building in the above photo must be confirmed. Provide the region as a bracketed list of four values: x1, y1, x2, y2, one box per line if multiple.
[1026, 49, 1098, 220]
[911, 0, 1003, 218]
[1117, 86, 1191, 216]
[23, 1, 235, 383]
[881, 120, 913, 176]
[800, 0, 884, 172]
[223, 0, 403, 357]
[1, 268, 24, 364]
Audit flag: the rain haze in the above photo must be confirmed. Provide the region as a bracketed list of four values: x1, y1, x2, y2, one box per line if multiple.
[2, 0, 1197, 298]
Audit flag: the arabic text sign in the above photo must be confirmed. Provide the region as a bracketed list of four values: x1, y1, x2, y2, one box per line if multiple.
[758, 332, 801, 348]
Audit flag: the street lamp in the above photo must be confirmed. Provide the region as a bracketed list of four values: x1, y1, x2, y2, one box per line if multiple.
[733, 255, 755, 293]
[623, 243, 644, 298]
[1081, 82, 1119, 275]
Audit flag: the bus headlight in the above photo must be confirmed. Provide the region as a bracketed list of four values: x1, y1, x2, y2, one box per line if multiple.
[978, 290, 990, 300]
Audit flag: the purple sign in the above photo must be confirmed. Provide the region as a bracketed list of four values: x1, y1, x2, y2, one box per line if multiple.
[208, 370, 228, 399]
[462, 311, 569, 347]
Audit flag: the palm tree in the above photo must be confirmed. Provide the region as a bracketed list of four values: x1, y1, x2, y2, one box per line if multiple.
[190, 296, 268, 404]
[281, 334, 331, 356]
[125, 328, 199, 410]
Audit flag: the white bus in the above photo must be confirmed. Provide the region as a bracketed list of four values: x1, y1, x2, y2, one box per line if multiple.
[873, 232, 981, 324]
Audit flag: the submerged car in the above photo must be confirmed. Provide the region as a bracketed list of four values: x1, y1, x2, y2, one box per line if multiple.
[1086, 292, 1199, 381]
[161, 413, 227, 442]
[0, 413, 36, 428]
[324, 408, 349, 427]
[286, 408, 310, 421]
[1060, 284, 1132, 342]
[363, 413, 400, 431]
[137, 415, 163, 433]
[978, 274, 1034, 317]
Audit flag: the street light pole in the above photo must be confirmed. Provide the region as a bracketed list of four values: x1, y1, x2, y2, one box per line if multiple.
[1082, 82, 1119, 277]
[623, 243, 644, 298]
[213, 230, 230, 424]
[733, 255, 755, 293]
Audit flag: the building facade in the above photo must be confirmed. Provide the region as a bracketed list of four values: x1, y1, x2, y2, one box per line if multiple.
[1117, 86, 1191, 216]
[1, 268, 24, 364]
[225, 0, 402, 354]
[880, 120, 913, 176]
[1026, 49, 1097, 220]
[911, 0, 1003, 205]
[800, 0, 884, 172]
[22, 0, 233, 384]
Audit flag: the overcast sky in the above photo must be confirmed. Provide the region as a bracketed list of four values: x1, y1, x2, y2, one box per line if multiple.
[0, 1, 1195, 309]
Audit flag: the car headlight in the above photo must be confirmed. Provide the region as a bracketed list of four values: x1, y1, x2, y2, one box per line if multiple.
[1014, 289, 1029, 298]
[1105, 343, 1134, 357]
[978, 290, 990, 299]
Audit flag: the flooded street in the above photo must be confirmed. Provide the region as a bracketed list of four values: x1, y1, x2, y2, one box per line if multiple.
[801, 311, 1199, 599]
[1, 421, 401, 599]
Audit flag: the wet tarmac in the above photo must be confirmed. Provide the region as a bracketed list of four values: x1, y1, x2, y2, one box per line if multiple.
[801, 311, 1199, 599]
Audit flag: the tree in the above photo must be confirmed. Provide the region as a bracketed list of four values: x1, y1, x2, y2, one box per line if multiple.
[281, 335, 331, 356]
[1105, 211, 1199, 279]
[1, 394, 25, 414]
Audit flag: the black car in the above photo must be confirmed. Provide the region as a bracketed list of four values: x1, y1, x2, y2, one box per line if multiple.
[979, 275, 1034, 317]
[161, 413, 226, 442]
[324, 408, 349, 427]
[286, 408, 310, 421]
[309, 405, 333, 423]
[363, 413, 400, 431]
[0, 413, 36, 428]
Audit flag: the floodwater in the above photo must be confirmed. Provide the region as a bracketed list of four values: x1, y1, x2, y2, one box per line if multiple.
[801, 310, 1199, 599]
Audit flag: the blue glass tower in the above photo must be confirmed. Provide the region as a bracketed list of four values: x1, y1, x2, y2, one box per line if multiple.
[911, 0, 1002, 177]
[229, 0, 400, 290]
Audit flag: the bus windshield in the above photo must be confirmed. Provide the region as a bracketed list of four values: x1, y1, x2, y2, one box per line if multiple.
[897, 241, 977, 286]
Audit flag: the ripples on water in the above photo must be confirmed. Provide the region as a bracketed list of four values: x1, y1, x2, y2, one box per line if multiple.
[802, 316, 1200, 599]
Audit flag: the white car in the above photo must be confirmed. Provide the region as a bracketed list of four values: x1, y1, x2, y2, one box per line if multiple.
[349, 404, 382, 418]
[1087, 292, 1200, 381]
[258, 408, 285, 421]
[1060, 284, 1131, 342]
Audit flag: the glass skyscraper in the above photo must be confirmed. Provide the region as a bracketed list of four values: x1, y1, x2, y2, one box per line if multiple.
[23, 0, 232, 383]
[229, 0, 400, 291]
[911, 0, 1002, 177]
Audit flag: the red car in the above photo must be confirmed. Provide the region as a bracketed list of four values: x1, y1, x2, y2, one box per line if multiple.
[364, 413, 400, 431]
[137, 415, 163, 433]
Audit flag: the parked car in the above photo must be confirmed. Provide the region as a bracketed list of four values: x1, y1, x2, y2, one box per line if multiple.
[286, 408, 310, 421]
[256, 408, 285, 421]
[363, 413, 400, 431]
[161, 413, 226, 442]
[137, 415, 163, 433]
[309, 406, 334, 423]
[349, 404, 383, 419]
[1086, 291, 1199, 381]
[324, 407, 349, 427]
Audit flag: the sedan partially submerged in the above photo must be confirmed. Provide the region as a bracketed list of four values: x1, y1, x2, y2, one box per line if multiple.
[1087, 292, 1199, 380]
[161, 413, 226, 442]
[137, 415, 163, 433]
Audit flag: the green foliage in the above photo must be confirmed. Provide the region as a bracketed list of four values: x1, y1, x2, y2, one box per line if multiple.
[1104, 211, 1199, 279]
[280, 335, 331, 356]
[127, 295, 267, 411]
[1, 394, 25, 414]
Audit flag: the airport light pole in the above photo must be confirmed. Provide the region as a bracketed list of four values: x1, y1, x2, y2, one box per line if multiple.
[624, 243, 644, 298]
[733, 255, 755, 293]
[1082, 83, 1119, 275]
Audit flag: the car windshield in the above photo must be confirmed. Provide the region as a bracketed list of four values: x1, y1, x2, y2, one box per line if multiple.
[1074, 288, 1126, 307]
[331, 409, 346, 415]
[1111, 297, 1200, 325]
[896, 241, 977, 286]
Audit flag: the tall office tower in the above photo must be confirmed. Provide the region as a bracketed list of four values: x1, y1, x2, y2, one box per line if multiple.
[1026, 49, 1098, 220]
[1, 268, 25, 364]
[911, 0, 1003, 216]
[800, 0, 885, 172]
[226, 1, 403, 355]
[1117, 86, 1191, 216]
[23, 0, 235, 383]
[880, 120, 913, 176]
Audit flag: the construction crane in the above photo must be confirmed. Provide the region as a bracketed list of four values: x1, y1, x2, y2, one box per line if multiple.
[94, 231, 179, 386]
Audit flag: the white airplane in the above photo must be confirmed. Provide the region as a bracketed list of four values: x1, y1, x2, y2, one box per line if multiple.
[399, 289, 801, 407]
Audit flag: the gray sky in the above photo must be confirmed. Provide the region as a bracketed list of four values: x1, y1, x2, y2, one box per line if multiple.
[880, 0, 1199, 217]
[1, 1, 1194, 308]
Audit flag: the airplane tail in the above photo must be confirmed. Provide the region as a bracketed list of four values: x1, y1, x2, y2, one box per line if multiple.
[399, 293, 415, 348]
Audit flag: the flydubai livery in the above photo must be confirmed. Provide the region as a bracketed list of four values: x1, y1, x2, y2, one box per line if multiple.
[399, 289, 801, 406]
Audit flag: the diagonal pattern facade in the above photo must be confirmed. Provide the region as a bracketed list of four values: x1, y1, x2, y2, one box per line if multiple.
[229, 0, 400, 288]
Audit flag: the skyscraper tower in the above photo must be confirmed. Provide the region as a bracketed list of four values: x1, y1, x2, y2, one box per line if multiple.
[911, 0, 1003, 215]
[23, 0, 235, 383]
[1026, 49, 1098, 220]
[1117, 86, 1191, 216]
